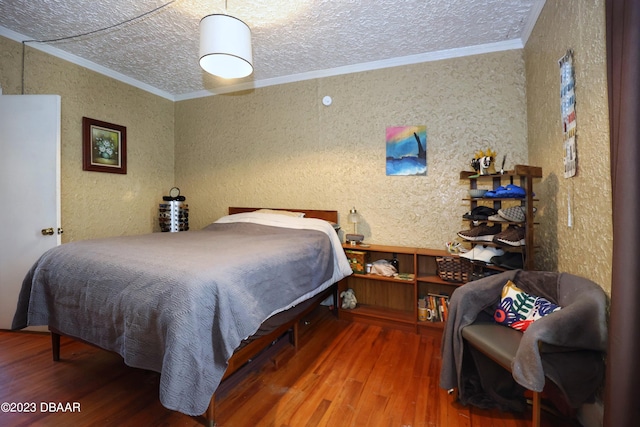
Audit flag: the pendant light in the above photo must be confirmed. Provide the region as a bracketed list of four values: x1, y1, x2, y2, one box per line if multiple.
[199, 1, 253, 79]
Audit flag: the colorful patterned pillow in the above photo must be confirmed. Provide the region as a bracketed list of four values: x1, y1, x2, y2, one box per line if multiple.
[494, 280, 561, 331]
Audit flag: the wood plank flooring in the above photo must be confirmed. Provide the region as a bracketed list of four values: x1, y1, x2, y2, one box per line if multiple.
[0, 307, 579, 427]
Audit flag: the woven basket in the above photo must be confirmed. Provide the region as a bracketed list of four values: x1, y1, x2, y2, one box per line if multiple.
[436, 256, 475, 283]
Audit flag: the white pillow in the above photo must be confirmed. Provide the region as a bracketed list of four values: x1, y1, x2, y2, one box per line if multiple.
[253, 209, 305, 218]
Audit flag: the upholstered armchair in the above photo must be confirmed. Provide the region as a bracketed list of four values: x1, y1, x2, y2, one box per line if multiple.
[439, 270, 608, 426]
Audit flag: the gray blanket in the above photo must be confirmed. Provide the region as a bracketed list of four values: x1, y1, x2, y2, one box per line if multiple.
[12, 219, 350, 416]
[440, 270, 608, 408]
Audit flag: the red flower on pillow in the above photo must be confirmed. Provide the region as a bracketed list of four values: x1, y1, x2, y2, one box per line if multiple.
[510, 319, 535, 331]
[494, 308, 507, 323]
[494, 296, 519, 325]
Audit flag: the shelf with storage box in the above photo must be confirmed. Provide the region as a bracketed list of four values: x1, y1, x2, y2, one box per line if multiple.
[339, 244, 463, 334]
[459, 164, 542, 271]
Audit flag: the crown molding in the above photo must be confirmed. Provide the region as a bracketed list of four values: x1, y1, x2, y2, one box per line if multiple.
[177, 39, 524, 100]
[2, 25, 523, 102]
[520, 0, 546, 46]
[0, 26, 175, 101]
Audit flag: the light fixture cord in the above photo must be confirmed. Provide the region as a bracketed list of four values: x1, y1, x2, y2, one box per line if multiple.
[20, 0, 177, 94]
[25, 0, 177, 44]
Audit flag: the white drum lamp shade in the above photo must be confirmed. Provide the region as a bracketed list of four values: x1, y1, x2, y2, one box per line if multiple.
[199, 14, 253, 79]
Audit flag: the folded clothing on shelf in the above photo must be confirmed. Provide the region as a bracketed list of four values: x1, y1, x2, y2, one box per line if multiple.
[484, 184, 528, 198]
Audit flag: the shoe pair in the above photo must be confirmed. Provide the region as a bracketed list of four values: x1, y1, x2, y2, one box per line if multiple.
[490, 252, 524, 269]
[493, 225, 526, 246]
[458, 223, 525, 246]
[462, 206, 497, 221]
[490, 206, 538, 222]
[457, 223, 502, 241]
[460, 245, 504, 263]
[487, 206, 527, 222]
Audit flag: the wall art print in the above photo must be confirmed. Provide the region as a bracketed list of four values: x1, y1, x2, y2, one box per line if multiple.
[82, 117, 127, 174]
[559, 50, 577, 178]
[386, 125, 427, 176]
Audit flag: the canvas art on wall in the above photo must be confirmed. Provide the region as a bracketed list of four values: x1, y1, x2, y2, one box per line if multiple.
[559, 50, 577, 178]
[386, 126, 427, 176]
[82, 117, 127, 174]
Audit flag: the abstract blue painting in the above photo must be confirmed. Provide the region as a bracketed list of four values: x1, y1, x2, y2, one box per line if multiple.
[386, 126, 427, 176]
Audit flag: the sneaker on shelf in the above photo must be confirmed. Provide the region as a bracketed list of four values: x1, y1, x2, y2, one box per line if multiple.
[488, 213, 506, 222]
[462, 206, 497, 221]
[457, 223, 502, 242]
[460, 246, 505, 263]
[476, 246, 505, 263]
[497, 206, 526, 222]
[476, 246, 504, 264]
[497, 206, 537, 223]
[459, 245, 486, 260]
[490, 252, 524, 269]
[493, 225, 526, 246]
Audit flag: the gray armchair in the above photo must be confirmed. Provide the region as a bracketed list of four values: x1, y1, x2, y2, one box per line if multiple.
[439, 270, 608, 425]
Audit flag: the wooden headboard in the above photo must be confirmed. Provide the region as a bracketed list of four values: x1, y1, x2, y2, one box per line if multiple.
[228, 207, 338, 223]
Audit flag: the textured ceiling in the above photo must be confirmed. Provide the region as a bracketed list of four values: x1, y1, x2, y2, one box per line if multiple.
[0, 0, 544, 100]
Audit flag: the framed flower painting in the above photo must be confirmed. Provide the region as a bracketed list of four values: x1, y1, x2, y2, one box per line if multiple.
[82, 117, 127, 174]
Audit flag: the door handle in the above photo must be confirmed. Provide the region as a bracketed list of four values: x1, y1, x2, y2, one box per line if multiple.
[41, 227, 54, 236]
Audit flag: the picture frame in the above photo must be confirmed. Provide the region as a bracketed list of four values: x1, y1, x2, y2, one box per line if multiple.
[386, 125, 427, 176]
[82, 117, 127, 174]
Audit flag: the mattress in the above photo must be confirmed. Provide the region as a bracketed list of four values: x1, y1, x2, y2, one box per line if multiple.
[13, 212, 352, 415]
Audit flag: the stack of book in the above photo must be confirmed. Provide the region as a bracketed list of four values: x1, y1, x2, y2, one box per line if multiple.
[418, 294, 450, 322]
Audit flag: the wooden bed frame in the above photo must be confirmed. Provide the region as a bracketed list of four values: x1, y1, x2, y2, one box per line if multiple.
[227, 207, 339, 223]
[50, 207, 341, 427]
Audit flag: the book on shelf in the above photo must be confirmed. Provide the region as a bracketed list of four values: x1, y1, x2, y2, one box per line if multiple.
[418, 293, 450, 322]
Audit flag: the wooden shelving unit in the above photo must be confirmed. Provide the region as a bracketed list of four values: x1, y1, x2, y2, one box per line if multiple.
[338, 244, 464, 335]
[460, 164, 541, 271]
[337, 166, 541, 334]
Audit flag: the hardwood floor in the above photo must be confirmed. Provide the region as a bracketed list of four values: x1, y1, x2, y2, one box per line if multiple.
[0, 307, 579, 427]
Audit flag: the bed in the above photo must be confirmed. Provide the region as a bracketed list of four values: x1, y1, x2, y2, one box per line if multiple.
[12, 207, 352, 426]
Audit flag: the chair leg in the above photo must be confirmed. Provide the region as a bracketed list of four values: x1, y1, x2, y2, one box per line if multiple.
[532, 391, 541, 427]
[205, 394, 216, 427]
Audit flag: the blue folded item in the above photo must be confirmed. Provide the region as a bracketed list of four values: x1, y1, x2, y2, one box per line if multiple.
[484, 186, 506, 197]
[484, 184, 528, 198]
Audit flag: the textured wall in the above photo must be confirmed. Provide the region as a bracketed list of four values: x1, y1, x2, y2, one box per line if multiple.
[2, 3, 611, 288]
[524, 0, 611, 291]
[0, 36, 175, 242]
[175, 50, 529, 249]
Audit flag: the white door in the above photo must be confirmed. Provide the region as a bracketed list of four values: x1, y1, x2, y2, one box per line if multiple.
[0, 94, 61, 330]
